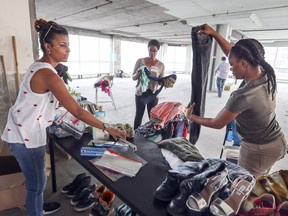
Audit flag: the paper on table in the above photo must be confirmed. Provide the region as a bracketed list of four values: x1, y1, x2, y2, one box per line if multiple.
[92, 149, 143, 177]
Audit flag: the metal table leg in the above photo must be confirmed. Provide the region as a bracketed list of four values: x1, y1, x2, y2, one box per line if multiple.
[47, 134, 57, 192]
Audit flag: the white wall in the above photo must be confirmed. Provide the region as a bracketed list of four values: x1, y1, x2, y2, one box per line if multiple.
[0, 0, 34, 149]
[0, 0, 34, 99]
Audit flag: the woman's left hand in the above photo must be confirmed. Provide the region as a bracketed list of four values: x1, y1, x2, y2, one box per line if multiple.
[185, 103, 195, 120]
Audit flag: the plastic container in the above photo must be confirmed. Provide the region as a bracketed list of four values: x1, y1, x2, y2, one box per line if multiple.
[93, 110, 109, 141]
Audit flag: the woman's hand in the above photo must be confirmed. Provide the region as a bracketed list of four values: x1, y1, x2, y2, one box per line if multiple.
[185, 103, 195, 121]
[106, 127, 127, 141]
[199, 24, 216, 36]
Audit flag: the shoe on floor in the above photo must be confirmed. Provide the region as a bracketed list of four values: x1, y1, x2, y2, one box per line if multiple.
[66, 176, 91, 198]
[71, 184, 97, 206]
[74, 194, 95, 212]
[89, 190, 115, 216]
[92, 184, 106, 201]
[116, 203, 132, 216]
[43, 202, 61, 215]
[61, 173, 86, 194]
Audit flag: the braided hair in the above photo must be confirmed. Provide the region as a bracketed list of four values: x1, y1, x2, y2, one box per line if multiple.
[34, 19, 68, 53]
[230, 39, 277, 97]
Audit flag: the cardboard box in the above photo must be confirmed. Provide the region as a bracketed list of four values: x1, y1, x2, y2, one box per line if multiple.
[0, 155, 26, 211]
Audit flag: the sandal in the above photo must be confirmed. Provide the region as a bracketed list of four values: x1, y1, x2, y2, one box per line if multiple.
[186, 168, 228, 215]
[275, 201, 288, 216]
[240, 193, 276, 216]
[209, 174, 255, 216]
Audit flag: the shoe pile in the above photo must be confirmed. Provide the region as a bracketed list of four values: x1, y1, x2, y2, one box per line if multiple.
[153, 159, 254, 216]
[62, 173, 104, 212]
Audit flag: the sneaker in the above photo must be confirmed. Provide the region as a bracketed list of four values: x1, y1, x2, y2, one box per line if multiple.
[116, 203, 129, 216]
[43, 202, 61, 215]
[61, 173, 86, 194]
[93, 184, 106, 201]
[89, 190, 115, 216]
[74, 195, 95, 212]
[71, 184, 97, 206]
[116, 204, 133, 216]
[66, 176, 91, 198]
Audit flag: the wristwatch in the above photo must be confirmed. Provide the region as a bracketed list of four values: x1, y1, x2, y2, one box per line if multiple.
[103, 123, 111, 131]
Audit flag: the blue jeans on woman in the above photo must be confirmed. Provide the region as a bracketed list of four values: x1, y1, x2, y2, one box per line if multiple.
[8, 143, 46, 216]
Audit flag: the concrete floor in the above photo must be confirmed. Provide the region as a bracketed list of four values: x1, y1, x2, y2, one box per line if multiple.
[1, 74, 287, 216]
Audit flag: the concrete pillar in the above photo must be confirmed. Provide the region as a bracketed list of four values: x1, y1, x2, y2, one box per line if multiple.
[185, 45, 192, 74]
[112, 36, 121, 75]
[208, 24, 232, 92]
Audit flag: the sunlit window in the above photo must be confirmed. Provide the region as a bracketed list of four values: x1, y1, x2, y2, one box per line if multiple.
[121, 41, 147, 76]
[65, 35, 111, 77]
[166, 46, 186, 73]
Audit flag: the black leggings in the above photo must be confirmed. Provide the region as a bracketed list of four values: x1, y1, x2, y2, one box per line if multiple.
[134, 93, 158, 130]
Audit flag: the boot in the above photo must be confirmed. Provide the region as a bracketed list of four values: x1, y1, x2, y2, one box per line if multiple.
[167, 161, 226, 216]
[154, 160, 209, 202]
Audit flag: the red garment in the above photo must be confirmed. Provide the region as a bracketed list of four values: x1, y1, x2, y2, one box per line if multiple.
[150, 102, 185, 130]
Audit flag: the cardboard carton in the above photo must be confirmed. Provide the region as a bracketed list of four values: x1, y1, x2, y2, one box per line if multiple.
[0, 144, 26, 211]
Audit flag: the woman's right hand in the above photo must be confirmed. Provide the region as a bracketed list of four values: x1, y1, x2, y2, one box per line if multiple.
[199, 24, 216, 36]
[106, 127, 127, 141]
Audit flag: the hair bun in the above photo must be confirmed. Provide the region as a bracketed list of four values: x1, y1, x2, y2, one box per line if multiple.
[34, 18, 48, 33]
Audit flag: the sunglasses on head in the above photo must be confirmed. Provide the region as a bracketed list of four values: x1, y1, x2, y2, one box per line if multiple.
[43, 23, 62, 43]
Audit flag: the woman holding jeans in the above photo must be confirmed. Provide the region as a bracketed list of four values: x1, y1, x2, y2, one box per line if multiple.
[185, 24, 287, 177]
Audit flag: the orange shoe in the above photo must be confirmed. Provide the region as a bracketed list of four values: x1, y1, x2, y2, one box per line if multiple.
[93, 184, 106, 201]
[89, 190, 115, 216]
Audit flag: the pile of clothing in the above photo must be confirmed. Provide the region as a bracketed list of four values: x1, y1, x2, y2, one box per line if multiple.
[135, 102, 189, 143]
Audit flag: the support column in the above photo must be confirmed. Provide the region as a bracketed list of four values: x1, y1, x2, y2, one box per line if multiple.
[208, 24, 232, 92]
[112, 36, 121, 75]
[185, 45, 192, 74]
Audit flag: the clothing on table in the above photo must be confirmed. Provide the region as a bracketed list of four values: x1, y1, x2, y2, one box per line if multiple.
[150, 102, 185, 130]
[158, 137, 204, 162]
[1, 62, 59, 148]
[189, 26, 213, 144]
[135, 108, 188, 143]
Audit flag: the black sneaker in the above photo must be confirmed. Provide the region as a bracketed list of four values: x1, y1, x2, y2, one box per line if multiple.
[66, 176, 91, 198]
[74, 195, 95, 212]
[43, 202, 61, 215]
[71, 184, 97, 206]
[61, 173, 86, 194]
